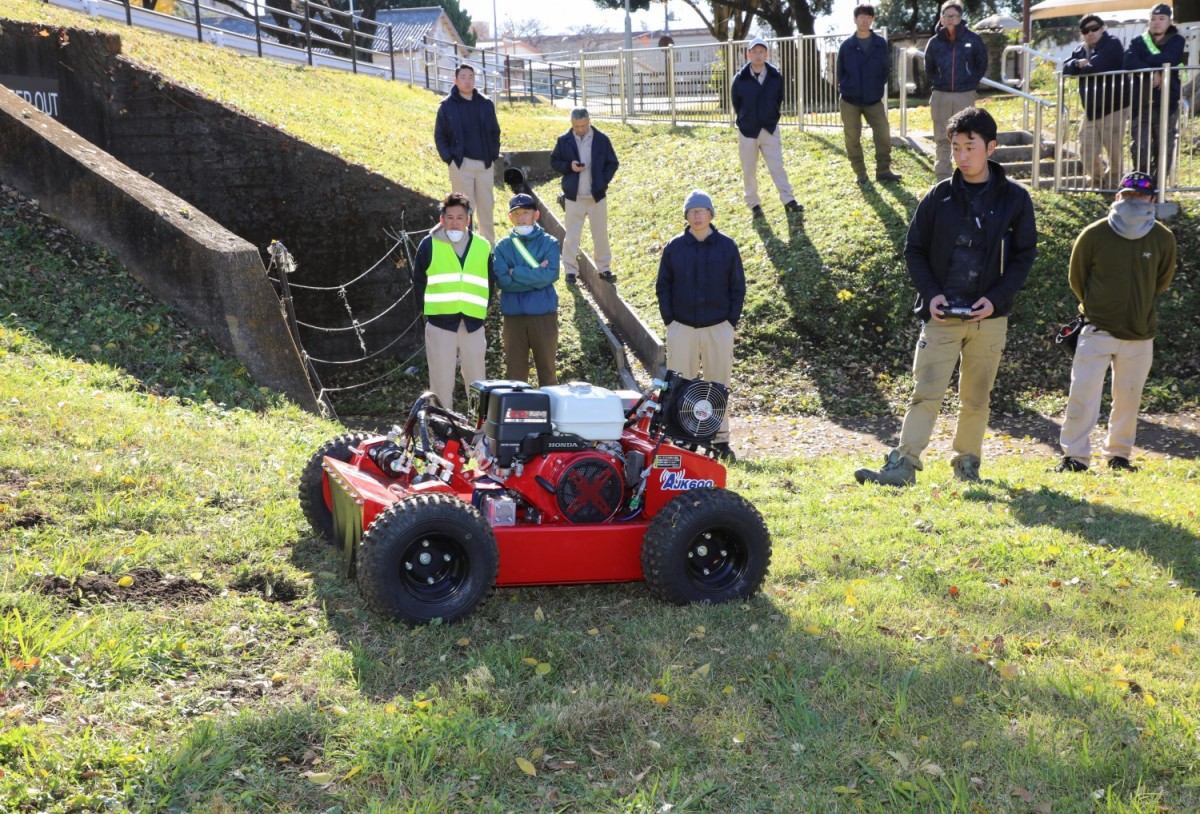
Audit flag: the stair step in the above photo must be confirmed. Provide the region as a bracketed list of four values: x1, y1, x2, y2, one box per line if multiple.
[995, 130, 1035, 146]
[994, 143, 1056, 161]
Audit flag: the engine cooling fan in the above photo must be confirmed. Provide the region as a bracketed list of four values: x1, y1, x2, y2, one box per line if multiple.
[555, 455, 625, 524]
[661, 375, 728, 442]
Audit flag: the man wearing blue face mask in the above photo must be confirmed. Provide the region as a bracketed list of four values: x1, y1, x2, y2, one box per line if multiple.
[493, 194, 562, 386]
[1056, 171, 1176, 474]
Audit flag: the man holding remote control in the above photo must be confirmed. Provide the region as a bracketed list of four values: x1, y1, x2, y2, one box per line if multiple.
[855, 108, 1036, 486]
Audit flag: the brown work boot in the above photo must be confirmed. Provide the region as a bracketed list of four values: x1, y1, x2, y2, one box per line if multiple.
[951, 454, 981, 482]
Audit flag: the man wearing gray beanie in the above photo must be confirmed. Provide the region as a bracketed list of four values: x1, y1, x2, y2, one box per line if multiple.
[655, 190, 746, 461]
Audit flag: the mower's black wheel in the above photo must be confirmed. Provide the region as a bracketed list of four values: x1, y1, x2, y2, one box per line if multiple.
[641, 487, 771, 605]
[356, 495, 499, 625]
[299, 433, 368, 545]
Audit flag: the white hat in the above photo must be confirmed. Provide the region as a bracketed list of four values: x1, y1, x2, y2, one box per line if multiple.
[747, 37, 769, 51]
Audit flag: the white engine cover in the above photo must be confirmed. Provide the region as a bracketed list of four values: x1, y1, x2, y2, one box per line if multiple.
[540, 382, 626, 441]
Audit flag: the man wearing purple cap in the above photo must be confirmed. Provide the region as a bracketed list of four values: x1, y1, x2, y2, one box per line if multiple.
[731, 38, 803, 220]
[1123, 3, 1186, 183]
[1055, 171, 1176, 474]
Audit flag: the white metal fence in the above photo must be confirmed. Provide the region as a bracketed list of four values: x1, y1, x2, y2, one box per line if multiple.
[577, 33, 850, 128]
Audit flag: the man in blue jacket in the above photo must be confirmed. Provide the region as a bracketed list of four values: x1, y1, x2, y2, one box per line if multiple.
[1064, 15, 1129, 187]
[837, 4, 903, 185]
[731, 38, 803, 220]
[434, 65, 502, 245]
[493, 194, 562, 386]
[924, 1, 987, 181]
[855, 109, 1036, 487]
[656, 190, 746, 461]
[1124, 3, 1186, 185]
[549, 108, 619, 285]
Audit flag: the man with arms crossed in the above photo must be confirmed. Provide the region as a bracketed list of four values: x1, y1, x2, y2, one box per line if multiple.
[855, 108, 1036, 486]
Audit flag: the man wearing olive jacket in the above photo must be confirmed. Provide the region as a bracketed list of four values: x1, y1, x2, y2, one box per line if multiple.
[1056, 171, 1176, 474]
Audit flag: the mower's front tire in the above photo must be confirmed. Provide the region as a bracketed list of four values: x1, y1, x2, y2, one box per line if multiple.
[299, 434, 368, 545]
[642, 487, 771, 605]
[356, 495, 499, 625]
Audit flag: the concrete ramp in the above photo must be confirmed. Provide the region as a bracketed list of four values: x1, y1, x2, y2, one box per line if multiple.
[0, 87, 320, 411]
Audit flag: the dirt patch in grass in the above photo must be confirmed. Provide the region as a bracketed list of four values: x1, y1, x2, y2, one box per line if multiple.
[36, 568, 215, 606]
[733, 411, 1200, 463]
[231, 573, 304, 602]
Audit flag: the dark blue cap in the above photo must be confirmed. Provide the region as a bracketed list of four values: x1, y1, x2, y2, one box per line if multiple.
[508, 193, 536, 211]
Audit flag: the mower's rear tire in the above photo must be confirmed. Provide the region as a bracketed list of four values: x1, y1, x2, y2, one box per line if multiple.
[641, 487, 771, 605]
[299, 434, 368, 545]
[356, 495, 499, 625]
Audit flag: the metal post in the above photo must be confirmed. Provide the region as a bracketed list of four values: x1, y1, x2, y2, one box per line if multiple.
[620, 51, 628, 125]
[254, 8, 263, 58]
[624, 0, 634, 117]
[304, 1, 313, 67]
[123, 0, 132, 27]
[423, 35, 430, 90]
[348, 9, 357, 74]
[1031, 103, 1042, 190]
[388, 24, 395, 81]
[668, 46, 676, 127]
[899, 47, 908, 139]
[1054, 73, 1065, 192]
[527, 58, 534, 103]
[1157, 65, 1171, 200]
[797, 37, 806, 133]
[193, 0, 201, 42]
[580, 56, 588, 110]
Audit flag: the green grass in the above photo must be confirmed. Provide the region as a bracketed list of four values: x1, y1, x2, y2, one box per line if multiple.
[5, 178, 1200, 814]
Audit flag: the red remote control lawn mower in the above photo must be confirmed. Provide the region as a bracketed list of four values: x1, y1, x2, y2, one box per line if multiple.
[299, 372, 771, 624]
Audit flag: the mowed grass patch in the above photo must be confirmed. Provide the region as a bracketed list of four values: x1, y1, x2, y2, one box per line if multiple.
[3, 186, 1200, 813]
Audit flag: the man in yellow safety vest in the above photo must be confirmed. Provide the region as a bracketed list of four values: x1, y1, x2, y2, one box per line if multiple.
[413, 192, 495, 411]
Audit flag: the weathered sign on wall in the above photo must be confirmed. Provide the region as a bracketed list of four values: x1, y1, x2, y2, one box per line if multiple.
[1, 75, 61, 117]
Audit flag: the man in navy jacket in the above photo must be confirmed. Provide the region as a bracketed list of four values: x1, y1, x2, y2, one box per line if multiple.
[434, 65, 502, 245]
[1124, 3, 1187, 184]
[837, 4, 902, 185]
[731, 38, 803, 219]
[1064, 15, 1129, 186]
[657, 190, 745, 461]
[924, 1, 987, 180]
[549, 108, 619, 284]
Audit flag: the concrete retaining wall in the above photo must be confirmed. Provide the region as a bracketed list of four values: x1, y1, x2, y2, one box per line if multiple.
[0, 86, 320, 411]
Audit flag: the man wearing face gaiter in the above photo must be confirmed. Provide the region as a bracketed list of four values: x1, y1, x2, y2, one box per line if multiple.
[1056, 171, 1176, 474]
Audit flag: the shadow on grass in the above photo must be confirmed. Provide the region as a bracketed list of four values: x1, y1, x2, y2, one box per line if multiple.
[1002, 482, 1200, 589]
[280, 526, 1194, 812]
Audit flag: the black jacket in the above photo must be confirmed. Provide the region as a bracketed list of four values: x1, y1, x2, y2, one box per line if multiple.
[1063, 31, 1129, 120]
[731, 61, 785, 138]
[433, 86, 501, 168]
[657, 227, 746, 328]
[1123, 26, 1187, 111]
[904, 161, 1037, 321]
[549, 127, 620, 202]
[837, 31, 891, 106]
[924, 22, 987, 93]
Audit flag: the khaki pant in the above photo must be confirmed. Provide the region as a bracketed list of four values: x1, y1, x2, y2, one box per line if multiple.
[896, 317, 1007, 466]
[448, 157, 495, 246]
[840, 99, 893, 177]
[666, 320, 735, 443]
[737, 128, 794, 208]
[931, 90, 976, 180]
[562, 195, 611, 276]
[425, 321, 486, 413]
[1078, 110, 1125, 186]
[502, 312, 559, 386]
[1059, 325, 1154, 464]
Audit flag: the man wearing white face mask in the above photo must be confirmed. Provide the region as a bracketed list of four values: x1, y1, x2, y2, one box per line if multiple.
[413, 192, 495, 411]
[493, 194, 562, 385]
[1056, 171, 1176, 474]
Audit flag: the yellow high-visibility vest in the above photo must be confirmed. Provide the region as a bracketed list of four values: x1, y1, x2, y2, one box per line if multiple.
[425, 237, 490, 319]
